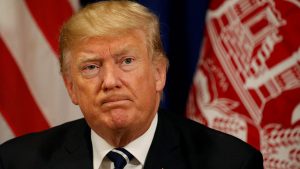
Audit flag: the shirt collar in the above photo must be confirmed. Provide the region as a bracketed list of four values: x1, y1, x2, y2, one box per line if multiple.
[91, 113, 158, 168]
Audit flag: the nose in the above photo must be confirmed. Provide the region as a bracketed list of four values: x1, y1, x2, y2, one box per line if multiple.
[101, 64, 121, 91]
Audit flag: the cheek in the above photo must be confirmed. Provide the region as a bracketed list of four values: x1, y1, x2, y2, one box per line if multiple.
[73, 78, 100, 106]
[134, 70, 157, 101]
[132, 68, 156, 88]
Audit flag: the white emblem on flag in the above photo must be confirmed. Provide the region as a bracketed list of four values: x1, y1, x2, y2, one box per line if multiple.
[187, 0, 300, 168]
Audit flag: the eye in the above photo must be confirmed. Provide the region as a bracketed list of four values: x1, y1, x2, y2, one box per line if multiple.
[122, 57, 134, 65]
[119, 56, 137, 71]
[81, 64, 100, 78]
[84, 64, 98, 70]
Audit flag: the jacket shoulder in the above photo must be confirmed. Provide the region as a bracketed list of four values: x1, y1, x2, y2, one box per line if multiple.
[0, 118, 87, 147]
[0, 118, 89, 168]
[159, 110, 263, 169]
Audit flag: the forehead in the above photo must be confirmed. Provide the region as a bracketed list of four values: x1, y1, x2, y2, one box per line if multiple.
[73, 29, 148, 55]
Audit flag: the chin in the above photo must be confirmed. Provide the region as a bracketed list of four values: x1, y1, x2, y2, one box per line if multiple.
[108, 110, 133, 128]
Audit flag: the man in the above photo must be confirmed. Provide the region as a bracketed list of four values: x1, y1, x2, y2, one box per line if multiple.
[0, 1, 263, 169]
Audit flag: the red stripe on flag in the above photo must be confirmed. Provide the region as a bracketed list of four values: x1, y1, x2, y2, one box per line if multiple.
[0, 38, 50, 136]
[24, 0, 73, 55]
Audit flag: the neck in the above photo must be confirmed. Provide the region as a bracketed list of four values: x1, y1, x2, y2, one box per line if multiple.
[106, 130, 138, 147]
[97, 112, 156, 147]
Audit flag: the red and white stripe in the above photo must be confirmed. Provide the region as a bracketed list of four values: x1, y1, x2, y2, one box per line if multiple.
[0, 0, 82, 143]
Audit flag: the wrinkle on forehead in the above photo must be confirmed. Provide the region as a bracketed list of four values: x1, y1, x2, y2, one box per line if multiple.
[73, 30, 149, 61]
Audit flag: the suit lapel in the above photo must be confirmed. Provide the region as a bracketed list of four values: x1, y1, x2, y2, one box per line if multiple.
[144, 111, 189, 169]
[41, 111, 188, 169]
[43, 120, 93, 169]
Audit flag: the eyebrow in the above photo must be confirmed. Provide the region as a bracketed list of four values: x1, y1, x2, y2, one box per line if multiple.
[76, 42, 140, 63]
[112, 49, 130, 59]
[77, 54, 100, 63]
[112, 44, 138, 57]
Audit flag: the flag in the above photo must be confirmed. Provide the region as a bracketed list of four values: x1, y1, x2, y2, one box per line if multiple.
[186, 0, 300, 168]
[0, 0, 82, 143]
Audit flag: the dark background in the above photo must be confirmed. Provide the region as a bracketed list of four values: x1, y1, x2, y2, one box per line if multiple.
[80, 0, 210, 116]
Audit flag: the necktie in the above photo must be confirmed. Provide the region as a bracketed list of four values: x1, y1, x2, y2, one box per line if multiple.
[107, 148, 134, 169]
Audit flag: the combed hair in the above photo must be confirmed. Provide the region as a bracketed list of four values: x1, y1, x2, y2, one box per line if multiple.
[59, 0, 168, 75]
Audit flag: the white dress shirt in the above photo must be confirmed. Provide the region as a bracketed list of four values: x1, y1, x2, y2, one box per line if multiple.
[91, 114, 158, 169]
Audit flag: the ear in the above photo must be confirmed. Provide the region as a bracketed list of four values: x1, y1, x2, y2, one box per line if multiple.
[153, 57, 167, 92]
[63, 75, 79, 105]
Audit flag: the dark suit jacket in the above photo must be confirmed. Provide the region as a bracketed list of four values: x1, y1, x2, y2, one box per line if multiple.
[0, 110, 263, 169]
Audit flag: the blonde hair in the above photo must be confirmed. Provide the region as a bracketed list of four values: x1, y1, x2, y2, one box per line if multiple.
[59, 0, 168, 75]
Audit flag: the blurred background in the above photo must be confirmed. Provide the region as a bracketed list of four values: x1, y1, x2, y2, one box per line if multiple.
[1, 0, 299, 168]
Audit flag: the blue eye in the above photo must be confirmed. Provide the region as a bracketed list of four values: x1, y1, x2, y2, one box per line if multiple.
[123, 58, 133, 64]
[81, 64, 100, 78]
[120, 57, 137, 71]
[84, 65, 98, 70]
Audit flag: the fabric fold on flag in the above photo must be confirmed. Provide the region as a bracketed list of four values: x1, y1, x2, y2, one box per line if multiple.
[0, 0, 82, 143]
[186, 0, 300, 168]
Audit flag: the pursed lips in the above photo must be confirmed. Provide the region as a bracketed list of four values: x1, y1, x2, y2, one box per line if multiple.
[101, 95, 132, 106]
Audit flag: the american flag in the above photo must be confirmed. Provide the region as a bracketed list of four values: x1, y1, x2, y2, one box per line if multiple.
[0, 0, 82, 143]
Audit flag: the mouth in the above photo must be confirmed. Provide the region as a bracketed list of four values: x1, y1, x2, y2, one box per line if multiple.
[101, 95, 132, 107]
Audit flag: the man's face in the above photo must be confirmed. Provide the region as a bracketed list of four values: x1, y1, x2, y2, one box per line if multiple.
[64, 30, 166, 138]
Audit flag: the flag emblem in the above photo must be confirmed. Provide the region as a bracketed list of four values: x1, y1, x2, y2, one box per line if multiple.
[187, 0, 300, 168]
